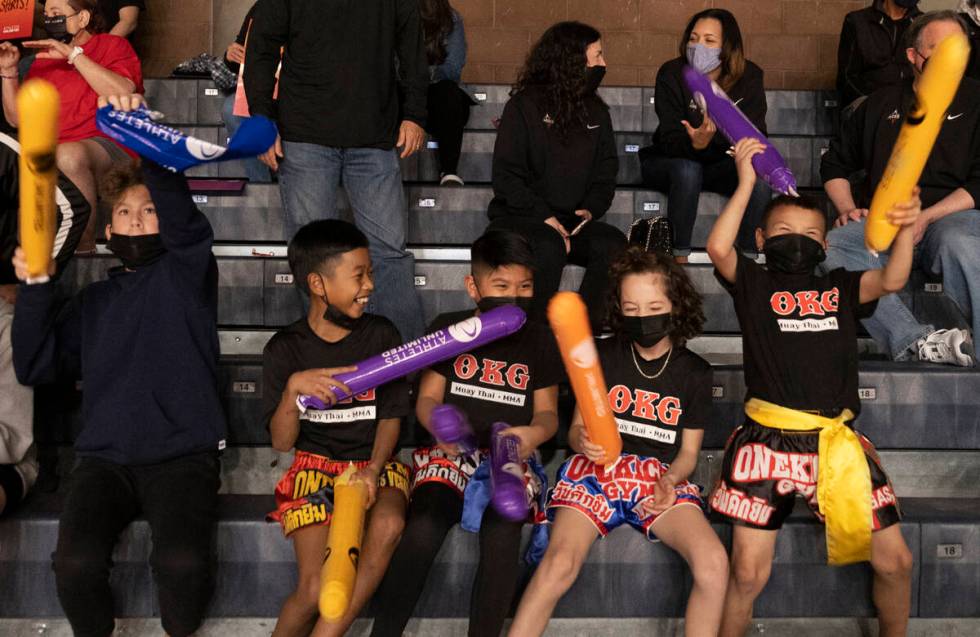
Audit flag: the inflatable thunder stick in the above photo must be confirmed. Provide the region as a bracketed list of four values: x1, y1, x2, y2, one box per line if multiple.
[682, 66, 799, 197]
[319, 464, 368, 622]
[298, 306, 527, 411]
[490, 422, 529, 521]
[547, 292, 622, 466]
[96, 105, 278, 173]
[865, 32, 970, 253]
[17, 79, 60, 284]
[431, 404, 477, 455]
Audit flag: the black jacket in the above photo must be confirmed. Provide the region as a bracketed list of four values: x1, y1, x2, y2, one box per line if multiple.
[821, 78, 980, 210]
[0, 132, 90, 285]
[244, 0, 428, 149]
[836, 1, 921, 109]
[646, 57, 767, 165]
[965, 13, 980, 81]
[12, 162, 227, 466]
[488, 87, 618, 225]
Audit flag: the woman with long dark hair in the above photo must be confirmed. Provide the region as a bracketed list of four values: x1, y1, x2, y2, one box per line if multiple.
[420, 0, 475, 185]
[488, 21, 625, 330]
[639, 8, 769, 263]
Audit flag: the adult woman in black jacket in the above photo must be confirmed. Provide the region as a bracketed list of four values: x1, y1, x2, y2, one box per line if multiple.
[488, 21, 625, 330]
[639, 9, 770, 262]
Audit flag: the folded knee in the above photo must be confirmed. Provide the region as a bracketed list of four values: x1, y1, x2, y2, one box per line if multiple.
[153, 546, 211, 585]
[730, 559, 770, 597]
[691, 546, 730, 592]
[538, 547, 585, 591]
[53, 548, 108, 584]
[56, 143, 93, 177]
[873, 544, 913, 580]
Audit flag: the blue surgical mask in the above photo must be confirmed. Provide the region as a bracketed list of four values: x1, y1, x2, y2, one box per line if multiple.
[686, 43, 722, 75]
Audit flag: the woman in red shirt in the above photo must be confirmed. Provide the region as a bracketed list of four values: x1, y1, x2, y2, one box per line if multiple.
[0, 0, 143, 252]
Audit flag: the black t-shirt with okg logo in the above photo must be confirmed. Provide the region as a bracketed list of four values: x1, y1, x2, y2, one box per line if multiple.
[428, 310, 564, 448]
[596, 335, 715, 464]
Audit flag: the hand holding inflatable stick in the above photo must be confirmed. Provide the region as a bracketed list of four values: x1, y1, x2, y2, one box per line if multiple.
[319, 464, 368, 622]
[548, 292, 622, 467]
[864, 31, 969, 253]
[431, 404, 477, 455]
[298, 306, 527, 412]
[682, 66, 799, 197]
[17, 79, 60, 284]
[490, 422, 529, 522]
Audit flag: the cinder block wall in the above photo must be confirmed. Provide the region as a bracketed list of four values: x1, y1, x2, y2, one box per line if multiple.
[133, 0, 959, 87]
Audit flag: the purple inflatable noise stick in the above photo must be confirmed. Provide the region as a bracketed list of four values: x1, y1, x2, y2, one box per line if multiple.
[297, 305, 527, 412]
[490, 422, 528, 522]
[682, 65, 799, 197]
[430, 404, 478, 456]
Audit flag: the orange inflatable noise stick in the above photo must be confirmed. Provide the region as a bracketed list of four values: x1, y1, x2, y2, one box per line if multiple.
[17, 79, 60, 284]
[319, 463, 368, 622]
[548, 292, 622, 466]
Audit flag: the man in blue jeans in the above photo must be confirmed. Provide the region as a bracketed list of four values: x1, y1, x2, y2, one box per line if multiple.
[821, 11, 979, 367]
[244, 0, 427, 340]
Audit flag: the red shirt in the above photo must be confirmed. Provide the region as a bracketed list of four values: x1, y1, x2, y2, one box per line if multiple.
[27, 34, 143, 154]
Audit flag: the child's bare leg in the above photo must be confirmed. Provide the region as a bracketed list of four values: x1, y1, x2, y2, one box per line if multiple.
[870, 524, 913, 637]
[652, 505, 729, 637]
[508, 508, 599, 636]
[272, 524, 330, 637]
[313, 487, 407, 636]
[719, 525, 777, 637]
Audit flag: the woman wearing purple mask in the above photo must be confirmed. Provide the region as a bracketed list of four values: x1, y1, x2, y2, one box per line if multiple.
[639, 8, 769, 264]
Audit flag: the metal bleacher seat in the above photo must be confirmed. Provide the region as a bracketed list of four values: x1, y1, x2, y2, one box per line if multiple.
[2, 78, 979, 631]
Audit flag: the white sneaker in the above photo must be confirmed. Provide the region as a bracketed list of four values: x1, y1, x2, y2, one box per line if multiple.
[916, 329, 976, 367]
[439, 173, 464, 186]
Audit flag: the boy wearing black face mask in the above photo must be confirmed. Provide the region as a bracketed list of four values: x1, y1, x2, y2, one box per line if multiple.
[10, 97, 225, 635]
[371, 229, 561, 637]
[261, 219, 411, 636]
[706, 138, 919, 637]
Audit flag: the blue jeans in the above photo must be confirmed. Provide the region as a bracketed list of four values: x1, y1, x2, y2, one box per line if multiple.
[221, 95, 272, 183]
[641, 154, 771, 256]
[824, 211, 980, 359]
[278, 141, 424, 340]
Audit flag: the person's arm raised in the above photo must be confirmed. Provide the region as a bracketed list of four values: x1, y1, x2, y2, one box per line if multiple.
[706, 138, 766, 283]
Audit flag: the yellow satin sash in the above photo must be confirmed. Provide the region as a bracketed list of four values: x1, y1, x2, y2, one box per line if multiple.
[745, 398, 872, 565]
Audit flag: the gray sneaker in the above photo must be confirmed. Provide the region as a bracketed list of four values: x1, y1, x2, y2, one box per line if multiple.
[916, 329, 976, 367]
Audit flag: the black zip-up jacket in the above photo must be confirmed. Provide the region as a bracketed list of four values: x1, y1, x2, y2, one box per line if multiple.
[12, 161, 227, 466]
[646, 57, 767, 165]
[821, 78, 980, 210]
[488, 87, 618, 225]
[0, 132, 90, 285]
[244, 0, 428, 149]
[836, 1, 922, 109]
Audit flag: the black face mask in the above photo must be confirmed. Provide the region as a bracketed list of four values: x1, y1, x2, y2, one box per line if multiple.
[108, 233, 167, 269]
[583, 65, 606, 95]
[316, 276, 364, 331]
[43, 15, 74, 44]
[476, 295, 533, 314]
[621, 312, 672, 348]
[763, 234, 826, 275]
[893, 0, 918, 9]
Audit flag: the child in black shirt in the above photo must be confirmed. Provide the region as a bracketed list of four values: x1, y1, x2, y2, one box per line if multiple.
[262, 220, 410, 636]
[510, 247, 729, 636]
[371, 230, 562, 637]
[706, 138, 919, 637]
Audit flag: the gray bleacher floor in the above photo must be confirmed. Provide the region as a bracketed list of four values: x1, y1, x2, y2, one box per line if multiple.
[1, 78, 978, 635]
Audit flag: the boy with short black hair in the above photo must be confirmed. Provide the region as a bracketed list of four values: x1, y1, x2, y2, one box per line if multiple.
[371, 229, 562, 637]
[706, 138, 919, 637]
[263, 219, 410, 637]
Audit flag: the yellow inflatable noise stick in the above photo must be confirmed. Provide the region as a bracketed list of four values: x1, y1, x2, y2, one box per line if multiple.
[17, 79, 60, 284]
[865, 31, 969, 254]
[319, 463, 368, 622]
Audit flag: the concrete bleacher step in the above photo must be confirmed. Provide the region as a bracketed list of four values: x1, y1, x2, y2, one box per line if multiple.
[2, 492, 977, 619]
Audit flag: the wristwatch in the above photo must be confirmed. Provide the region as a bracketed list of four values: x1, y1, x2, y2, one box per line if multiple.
[67, 46, 84, 66]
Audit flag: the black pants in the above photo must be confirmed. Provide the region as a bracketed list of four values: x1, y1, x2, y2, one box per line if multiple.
[53, 453, 220, 637]
[489, 216, 626, 330]
[371, 482, 525, 637]
[426, 80, 472, 176]
[641, 153, 771, 255]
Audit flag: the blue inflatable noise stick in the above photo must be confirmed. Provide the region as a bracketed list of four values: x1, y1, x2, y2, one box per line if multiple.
[96, 105, 277, 173]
